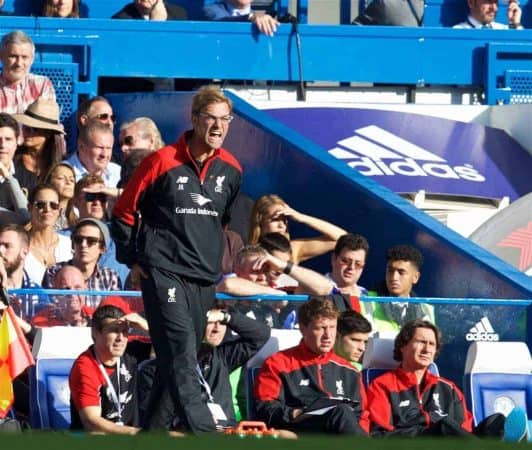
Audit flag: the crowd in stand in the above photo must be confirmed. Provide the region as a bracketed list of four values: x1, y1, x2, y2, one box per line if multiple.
[0, 1, 529, 440]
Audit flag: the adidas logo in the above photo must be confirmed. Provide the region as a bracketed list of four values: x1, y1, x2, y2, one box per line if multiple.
[328, 125, 485, 182]
[466, 317, 500, 342]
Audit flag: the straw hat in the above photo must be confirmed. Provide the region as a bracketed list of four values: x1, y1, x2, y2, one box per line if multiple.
[13, 97, 65, 134]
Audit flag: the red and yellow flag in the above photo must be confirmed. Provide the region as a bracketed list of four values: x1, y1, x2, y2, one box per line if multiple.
[0, 306, 34, 418]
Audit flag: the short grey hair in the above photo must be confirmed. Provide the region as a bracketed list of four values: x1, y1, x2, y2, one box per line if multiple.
[1, 30, 35, 54]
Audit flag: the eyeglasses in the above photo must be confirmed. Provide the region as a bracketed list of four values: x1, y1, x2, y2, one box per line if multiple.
[339, 257, 365, 270]
[91, 113, 116, 123]
[84, 192, 108, 203]
[33, 200, 60, 211]
[197, 111, 234, 124]
[72, 235, 103, 247]
[120, 135, 135, 146]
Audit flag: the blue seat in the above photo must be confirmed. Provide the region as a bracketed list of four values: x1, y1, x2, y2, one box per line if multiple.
[464, 341, 532, 426]
[29, 358, 75, 429]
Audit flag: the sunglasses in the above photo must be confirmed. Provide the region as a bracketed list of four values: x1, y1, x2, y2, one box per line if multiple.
[84, 192, 108, 203]
[72, 235, 103, 247]
[121, 135, 135, 146]
[92, 113, 116, 123]
[33, 200, 60, 211]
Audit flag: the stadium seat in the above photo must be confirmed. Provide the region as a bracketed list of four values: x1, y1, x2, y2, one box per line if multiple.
[29, 327, 92, 429]
[464, 341, 532, 426]
[245, 329, 301, 419]
[361, 337, 439, 388]
[29, 358, 75, 429]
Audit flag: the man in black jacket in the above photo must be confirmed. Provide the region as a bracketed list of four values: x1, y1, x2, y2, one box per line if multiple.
[112, 86, 241, 434]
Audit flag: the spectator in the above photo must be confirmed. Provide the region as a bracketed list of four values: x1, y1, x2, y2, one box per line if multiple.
[254, 297, 370, 435]
[113, 0, 187, 20]
[67, 122, 121, 187]
[43, 162, 76, 231]
[335, 310, 372, 370]
[42, 0, 80, 18]
[454, 0, 523, 29]
[367, 319, 527, 439]
[69, 302, 148, 434]
[139, 305, 270, 429]
[118, 117, 164, 161]
[0, 113, 32, 225]
[365, 244, 433, 334]
[203, 0, 280, 36]
[353, 0, 423, 26]
[248, 194, 347, 265]
[0, 223, 48, 320]
[24, 184, 72, 284]
[32, 265, 93, 327]
[326, 233, 369, 313]
[0, 31, 56, 114]
[13, 97, 64, 182]
[112, 85, 242, 434]
[43, 218, 122, 308]
[76, 96, 116, 131]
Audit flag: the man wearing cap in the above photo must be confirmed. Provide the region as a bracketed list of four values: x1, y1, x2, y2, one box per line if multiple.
[42, 218, 122, 308]
[69, 301, 148, 434]
[0, 30, 56, 114]
[112, 86, 242, 434]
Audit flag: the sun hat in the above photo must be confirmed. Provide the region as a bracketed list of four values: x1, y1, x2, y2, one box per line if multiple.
[13, 97, 65, 134]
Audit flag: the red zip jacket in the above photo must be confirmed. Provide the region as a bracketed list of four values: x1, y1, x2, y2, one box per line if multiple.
[255, 340, 370, 433]
[367, 367, 473, 436]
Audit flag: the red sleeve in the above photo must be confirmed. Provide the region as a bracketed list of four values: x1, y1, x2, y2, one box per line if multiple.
[357, 371, 371, 433]
[367, 377, 395, 432]
[254, 354, 284, 401]
[453, 382, 473, 433]
[69, 353, 106, 410]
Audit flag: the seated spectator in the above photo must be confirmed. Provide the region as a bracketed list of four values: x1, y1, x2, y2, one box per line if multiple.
[43, 162, 76, 231]
[203, 0, 280, 36]
[24, 184, 72, 284]
[32, 265, 93, 327]
[365, 244, 433, 334]
[454, 0, 523, 29]
[353, 0, 423, 26]
[118, 117, 164, 161]
[0, 223, 48, 320]
[43, 218, 122, 308]
[42, 0, 80, 17]
[69, 302, 148, 434]
[335, 310, 372, 370]
[138, 305, 270, 429]
[67, 122, 121, 187]
[258, 232, 298, 289]
[76, 96, 116, 131]
[249, 194, 347, 264]
[0, 31, 56, 114]
[13, 97, 64, 181]
[255, 297, 369, 435]
[326, 233, 369, 313]
[367, 319, 527, 440]
[0, 113, 32, 226]
[113, 0, 187, 20]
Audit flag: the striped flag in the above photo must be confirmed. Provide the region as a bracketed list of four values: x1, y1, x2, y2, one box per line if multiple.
[0, 306, 34, 418]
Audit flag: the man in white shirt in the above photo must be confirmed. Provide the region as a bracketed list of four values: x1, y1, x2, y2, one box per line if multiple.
[453, 0, 523, 29]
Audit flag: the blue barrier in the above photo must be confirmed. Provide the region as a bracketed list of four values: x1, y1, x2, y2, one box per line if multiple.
[0, 18, 531, 105]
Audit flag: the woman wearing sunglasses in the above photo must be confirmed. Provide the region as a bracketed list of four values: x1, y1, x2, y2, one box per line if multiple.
[43, 162, 77, 231]
[248, 194, 347, 265]
[24, 184, 72, 284]
[13, 98, 65, 183]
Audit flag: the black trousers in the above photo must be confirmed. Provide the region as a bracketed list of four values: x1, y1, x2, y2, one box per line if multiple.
[292, 404, 368, 435]
[141, 267, 216, 433]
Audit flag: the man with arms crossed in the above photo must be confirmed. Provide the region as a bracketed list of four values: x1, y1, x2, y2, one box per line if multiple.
[112, 86, 242, 433]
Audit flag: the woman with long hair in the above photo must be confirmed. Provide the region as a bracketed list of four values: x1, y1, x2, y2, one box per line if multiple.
[248, 194, 347, 264]
[13, 98, 64, 182]
[42, 0, 80, 18]
[43, 162, 76, 231]
[24, 184, 72, 284]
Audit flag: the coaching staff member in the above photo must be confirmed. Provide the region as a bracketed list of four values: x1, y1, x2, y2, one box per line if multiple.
[112, 86, 242, 433]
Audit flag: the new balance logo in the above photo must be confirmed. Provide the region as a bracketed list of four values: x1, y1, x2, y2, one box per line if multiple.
[299, 379, 310, 386]
[176, 176, 189, 184]
[328, 125, 485, 182]
[399, 400, 410, 407]
[190, 193, 212, 206]
[466, 317, 499, 341]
